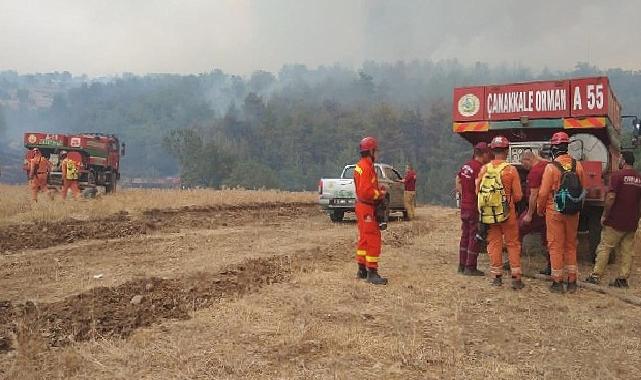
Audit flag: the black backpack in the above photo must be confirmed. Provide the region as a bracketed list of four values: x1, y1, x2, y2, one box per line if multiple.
[552, 159, 585, 215]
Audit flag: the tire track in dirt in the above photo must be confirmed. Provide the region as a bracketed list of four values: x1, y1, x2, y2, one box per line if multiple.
[0, 219, 427, 354]
[0, 241, 347, 353]
[0, 202, 317, 253]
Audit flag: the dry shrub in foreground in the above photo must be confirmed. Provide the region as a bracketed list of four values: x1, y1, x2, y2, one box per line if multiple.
[0, 184, 316, 225]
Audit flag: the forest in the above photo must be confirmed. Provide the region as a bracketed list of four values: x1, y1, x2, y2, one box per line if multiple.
[1, 61, 641, 204]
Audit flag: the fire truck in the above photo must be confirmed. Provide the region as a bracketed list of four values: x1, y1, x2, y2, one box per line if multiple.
[453, 76, 640, 260]
[24, 132, 125, 194]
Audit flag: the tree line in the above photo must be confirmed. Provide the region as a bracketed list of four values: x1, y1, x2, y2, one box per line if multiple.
[1, 61, 640, 204]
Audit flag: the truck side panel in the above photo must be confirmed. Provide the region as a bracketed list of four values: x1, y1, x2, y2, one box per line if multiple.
[569, 77, 619, 124]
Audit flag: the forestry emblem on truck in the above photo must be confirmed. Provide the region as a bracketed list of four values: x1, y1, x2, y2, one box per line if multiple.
[458, 93, 481, 117]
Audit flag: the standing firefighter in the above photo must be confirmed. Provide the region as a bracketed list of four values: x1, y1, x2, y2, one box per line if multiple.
[585, 151, 641, 287]
[476, 136, 524, 289]
[402, 164, 417, 220]
[354, 137, 388, 285]
[537, 132, 586, 294]
[519, 150, 550, 275]
[456, 142, 490, 275]
[28, 148, 53, 202]
[60, 151, 81, 200]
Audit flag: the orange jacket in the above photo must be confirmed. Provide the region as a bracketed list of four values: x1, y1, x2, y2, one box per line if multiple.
[537, 154, 586, 215]
[354, 157, 383, 203]
[29, 156, 50, 177]
[476, 159, 523, 210]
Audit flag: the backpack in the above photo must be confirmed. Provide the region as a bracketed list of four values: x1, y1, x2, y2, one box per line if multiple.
[477, 162, 510, 224]
[65, 159, 79, 180]
[552, 159, 585, 215]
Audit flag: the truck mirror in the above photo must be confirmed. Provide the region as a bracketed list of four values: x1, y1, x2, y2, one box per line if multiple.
[121, 143, 126, 157]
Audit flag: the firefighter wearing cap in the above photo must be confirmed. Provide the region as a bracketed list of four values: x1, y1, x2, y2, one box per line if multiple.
[476, 136, 524, 289]
[354, 136, 388, 285]
[28, 148, 53, 202]
[537, 132, 586, 293]
[60, 151, 81, 200]
[456, 142, 491, 276]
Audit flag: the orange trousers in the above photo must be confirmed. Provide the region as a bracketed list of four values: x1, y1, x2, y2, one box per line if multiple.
[545, 211, 579, 282]
[487, 213, 522, 279]
[355, 202, 381, 269]
[30, 174, 52, 202]
[61, 179, 80, 200]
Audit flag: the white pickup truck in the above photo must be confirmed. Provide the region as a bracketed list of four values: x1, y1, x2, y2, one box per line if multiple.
[318, 163, 407, 222]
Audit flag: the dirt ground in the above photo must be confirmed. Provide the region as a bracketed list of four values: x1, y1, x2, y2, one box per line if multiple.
[1, 202, 640, 379]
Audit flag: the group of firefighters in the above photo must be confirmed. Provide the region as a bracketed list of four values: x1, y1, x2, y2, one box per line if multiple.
[353, 134, 641, 292]
[27, 147, 82, 202]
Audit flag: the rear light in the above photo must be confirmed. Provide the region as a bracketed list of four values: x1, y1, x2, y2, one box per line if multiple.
[318, 180, 323, 194]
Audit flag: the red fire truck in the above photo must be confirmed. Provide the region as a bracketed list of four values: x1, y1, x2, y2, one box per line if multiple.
[24, 132, 125, 194]
[453, 76, 640, 260]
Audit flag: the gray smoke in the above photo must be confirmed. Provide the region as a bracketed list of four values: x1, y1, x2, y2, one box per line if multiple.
[0, 0, 640, 75]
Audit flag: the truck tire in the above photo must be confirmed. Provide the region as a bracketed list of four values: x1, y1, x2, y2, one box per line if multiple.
[329, 210, 344, 223]
[105, 172, 117, 193]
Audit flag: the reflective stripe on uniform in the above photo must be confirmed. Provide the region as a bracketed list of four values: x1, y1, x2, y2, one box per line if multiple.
[511, 266, 522, 275]
[354, 165, 363, 175]
[566, 265, 577, 273]
[373, 190, 380, 200]
[551, 269, 563, 277]
[356, 250, 367, 257]
[365, 255, 379, 263]
[490, 266, 502, 275]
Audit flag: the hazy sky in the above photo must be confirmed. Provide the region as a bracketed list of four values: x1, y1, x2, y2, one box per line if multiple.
[1, 0, 640, 76]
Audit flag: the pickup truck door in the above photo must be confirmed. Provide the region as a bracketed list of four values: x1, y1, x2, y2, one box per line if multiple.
[382, 167, 405, 208]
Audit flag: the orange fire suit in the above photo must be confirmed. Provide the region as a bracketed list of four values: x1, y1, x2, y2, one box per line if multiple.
[476, 160, 523, 278]
[537, 154, 585, 283]
[29, 155, 52, 202]
[354, 157, 384, 270]
[61, 157, 81, 200]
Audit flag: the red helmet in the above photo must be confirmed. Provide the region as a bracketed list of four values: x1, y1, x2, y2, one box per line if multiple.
[359, 137, 378, 152]
[489, 135, 509, 149]
[551, 132, 570, 145]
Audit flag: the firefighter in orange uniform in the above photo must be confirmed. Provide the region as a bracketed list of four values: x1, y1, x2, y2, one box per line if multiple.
[354, 137, 388, 285]
[537, 132, 586, 294]
[28, 148, 53, 202]
[60, 151, 81, 200]
[476, 136, 524, 289]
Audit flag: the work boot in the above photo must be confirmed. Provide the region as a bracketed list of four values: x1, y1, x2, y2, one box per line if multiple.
[511, 278, 525, 290]
[464, 267, 485, 276]
[356, 264, 367, 280]
[366, 269, 388, 285]
[550, 281, 564, 294]
[566, 281, 578, 294]
[491, 276, 502, 287]
[458, 264, 465, 274]
[584, 274, 600, 285]
[609, 278, 629, 288]
[539, 265, 551, 276]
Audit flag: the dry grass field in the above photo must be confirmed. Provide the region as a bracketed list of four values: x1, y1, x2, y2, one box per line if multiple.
[0, 184, 316, 225]
[0, 188, 640, 379]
